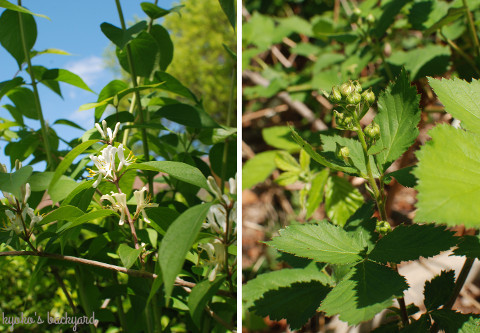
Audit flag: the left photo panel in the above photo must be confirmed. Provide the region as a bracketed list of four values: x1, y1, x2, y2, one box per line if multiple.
[0, 1, 237, 332]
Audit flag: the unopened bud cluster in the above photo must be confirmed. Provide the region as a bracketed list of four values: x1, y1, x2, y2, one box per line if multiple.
[375, 220, 391, 235]
[350, 7, 376, 27]
[328, 80, 375, 108]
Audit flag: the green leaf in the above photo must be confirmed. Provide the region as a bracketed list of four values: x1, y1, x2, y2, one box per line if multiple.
[242, 151, 278, 190]
[141, 3, 172, 19]
[325, 176, 363, 226]
[384, 166, 417, 188]
[275, 171, 299, 186]
[344, 202, 378, 252]
[243, 266, 332, 309]
[371, 0, 410, 39]
[53, 118, 85, 131]
[56, 209, 118, 233]
[117, 31, 157, 77]
[374, 69, 421, 172]
[424, 7, 466, 35]
[320, 260, 408, 325]
[254, 281, 331, 330]
[262, 126, 301, 152]
[320, 134, 379, 178]
[150, 71, 197, 101]
[154, 103, 219, 128]
[129, 161, 208, 190]
[188, 277, 225, 328]
[29, 171, 80, 203]
[38, 205, 84, 226]
[368, 224, 457, 264]
[274, 151, 300, 172]
[150, 25, 173, 71]
[428, 76, 480, 134]
[0, 166, 32, 199]
[290, 128, 358, 174]
[454, 235, 480, 259]
[159, 203, 212, 302]
[93, 80, 128, 120]
[268, 221, 366, 264]
[48, 139, 97, 191]
[7, 87, 37, 119]
[209, 142, 236, 179]
[117, 244, 143, 269]
[218, 0, 235, 29]
[431, 309, 480, 333]
[42, 68, 93, 93]
[0, 10, 37, 67]
[387, 44, 450, 81]
[424, 270, 455, 311]
[100, 21, 147, 49]
[0, 0, 49, 19]
[306, 169, 329, 218]
[0, 77, 24, 100]
[414, 125, 480, 227]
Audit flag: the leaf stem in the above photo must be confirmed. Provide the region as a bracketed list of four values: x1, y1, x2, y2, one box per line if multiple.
[17, 0, 54, 170]
[114, 0, 154, 193]
[444, 257, 475, 310]
[462, 0, 480, 57]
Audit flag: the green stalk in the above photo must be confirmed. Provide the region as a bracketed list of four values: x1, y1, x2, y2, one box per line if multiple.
[440, 31, 480, 76]
[17, 0, 53, 170]
[352, 108, 408, 326]
[463, 0, 480, 57]
[220, 66, 236, 192]
[114, 0, 154, 192]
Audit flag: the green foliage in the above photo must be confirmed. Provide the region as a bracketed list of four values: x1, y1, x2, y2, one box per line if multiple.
[424, 270, 456, 311]
[163, 0, 235, 120]
[241, 150, 278, 189]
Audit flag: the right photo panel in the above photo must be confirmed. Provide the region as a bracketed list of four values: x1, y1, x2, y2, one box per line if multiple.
[242, 0, 480, 332]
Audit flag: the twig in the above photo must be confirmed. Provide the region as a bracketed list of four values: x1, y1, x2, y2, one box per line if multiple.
[243, 70, 328, 130]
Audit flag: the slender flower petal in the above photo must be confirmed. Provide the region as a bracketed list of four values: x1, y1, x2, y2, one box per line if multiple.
[95, 123, 106, 139]
[101, 191, 128, 225]
[117, 144, 135, 171]
[112, 122, 121, 141]
[133, 186, 158, 223]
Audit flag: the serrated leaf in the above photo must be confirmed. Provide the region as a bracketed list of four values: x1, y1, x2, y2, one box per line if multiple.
[424, 270, 455, 311]
[374, 69, 421, 172]
[384, 166, 417, 188]
[306, 169, 329, 218]
[414, 125, 480, 227]
[0, 166, 32, 199]
[454, 235, 480, 259]
[290, 128, 358, 174]
[242, 151, 278, 190]
[159, 203, 212, 302]
[128, 161, 208, 190]
[431, 309, 480, 333]
[344, 202, 378, 252]
[117, 244, 143, 269]
[428, 76, 480, 134]
[368, 224, 457, 264]
[243, 266, 333, 309]
[320, 134, 379, 178]
[254, 281, 330, 330]
[268, 221, 366, 264]
[325, 176, 363, 226]
[320, 260, 408, 326]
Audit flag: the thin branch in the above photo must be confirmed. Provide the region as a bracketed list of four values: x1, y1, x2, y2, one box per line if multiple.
[0, 251, 235, 298]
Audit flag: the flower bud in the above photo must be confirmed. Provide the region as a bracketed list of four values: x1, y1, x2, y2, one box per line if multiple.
[376, 220, 391, 235]
[366, 14, 375, 25]
[337, 146, 350, 162]
[353, 80, 362, 93]
[362, 88, 375, 104]
[365, 122, 380, 140]
[351, 7, 362, 22]
[330, 86, 342, 103]
[346, 92, 362, 105]
[340, 81, 354, 97]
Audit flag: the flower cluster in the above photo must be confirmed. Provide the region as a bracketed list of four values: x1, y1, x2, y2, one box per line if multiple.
[1, 162, 42, 235]
[87, 122, 135, 188]
[198, 174, 237, 281]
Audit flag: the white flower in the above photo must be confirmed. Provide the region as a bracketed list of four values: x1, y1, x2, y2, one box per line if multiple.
[207, 176, 223, 200]
[133, 187, 158, 223]
[204, 204, 227, 234]
[117, 144, 136, 171]
[88, 145, 118, 187]
[228, 174, 237, 195]
[198, 239, 225, 281]
[95, 121, 121, 143]
[101, 191, 128, 225]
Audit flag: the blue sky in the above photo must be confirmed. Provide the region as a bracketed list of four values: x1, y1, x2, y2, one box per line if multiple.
[0, 1, 174, 167]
